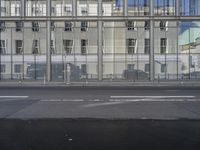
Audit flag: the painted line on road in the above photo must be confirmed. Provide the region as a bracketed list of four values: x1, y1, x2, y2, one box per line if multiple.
[0, 96, 29, 98]
[88, 99, 104, 102]
[41, 99, 84, 102]
[0, 99, 18, 102]
[109, 99, 200, 102]
[110, 96, 196, 99]
[82, 102, 125, 108]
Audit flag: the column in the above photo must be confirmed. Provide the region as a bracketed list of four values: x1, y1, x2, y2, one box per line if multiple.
[0, 0, 1, 16]
[176, 0, 180, 16]
[124, 0, 128, 16]
[21, 0, 25, 17]
[73, 0, 77, 17]
[98, 0, 103, 80]
[150, 0, 154, 81]
[176, 0, 180, 79]
[46, 0, 51, 82]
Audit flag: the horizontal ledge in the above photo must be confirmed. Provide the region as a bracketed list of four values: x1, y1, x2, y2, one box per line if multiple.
[0, 16, 200, 21]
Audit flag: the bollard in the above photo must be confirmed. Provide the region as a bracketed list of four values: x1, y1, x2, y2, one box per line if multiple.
[66, 64, 71, 85]
[44, 73, 46, 85]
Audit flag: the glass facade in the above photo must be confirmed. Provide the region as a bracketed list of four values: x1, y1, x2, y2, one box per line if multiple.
[0, 0, 200, 82]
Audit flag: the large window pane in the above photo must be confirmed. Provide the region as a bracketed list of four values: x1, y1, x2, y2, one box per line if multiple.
[154, 0, 176, 16]
[181, 0, 200, 16]
[26, 0, 46, 16]
[0, 0, 21, 17]
[128, 0, 150, 16]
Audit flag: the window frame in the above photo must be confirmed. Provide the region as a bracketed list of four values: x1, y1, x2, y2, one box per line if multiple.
[81, 21, 88, 32]
[0, 40, 6, 54]
[127, 39, 137, 54]
[0, 64, 6, 73]
[161, 64, 167, 73]
[14, 64, 23, 73]
[144, 20, 150, 30]
[81, 39, 88, 55]
[32, 39, 40, 54]
[160, 38, 167, 54]
[144, 38, 150, 54]
[16, 21, 23, 32]
[32, 21, 40, 32]
[81, 64, 87, 75]
[126, 20, 136, 31]
[145, 64, 150, 72]
[63, 39, 73, 55]
[64, 21, 73, 31]
[0, 21, 5, 32]
[15, 40, 23, 55]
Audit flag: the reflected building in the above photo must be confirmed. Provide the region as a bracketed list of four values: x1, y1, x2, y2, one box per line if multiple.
[0, 0, 200, 81]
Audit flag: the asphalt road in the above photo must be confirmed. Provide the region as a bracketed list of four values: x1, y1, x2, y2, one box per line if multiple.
[1, 119, 200, 150]
[1, 86, 200, 119]
[1, 87, 200, 149]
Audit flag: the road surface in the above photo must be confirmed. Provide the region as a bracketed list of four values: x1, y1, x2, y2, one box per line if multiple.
[0, 86, 200, 119]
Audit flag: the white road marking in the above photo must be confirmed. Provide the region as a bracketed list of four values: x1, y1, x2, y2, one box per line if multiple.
[109, 99, 199, 102]
[88, 99, 104, 102]
[41, 99, 84, 102]
[110, 96, 195, 99]
[0, 99, 18, 102]
[82, 102, 124, 108]
[0, 96, 29, 98]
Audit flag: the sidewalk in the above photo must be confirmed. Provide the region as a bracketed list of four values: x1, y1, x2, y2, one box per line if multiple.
[0, 80, 200, 87]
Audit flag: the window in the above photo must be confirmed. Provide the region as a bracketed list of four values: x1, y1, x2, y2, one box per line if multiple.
[51, 40, 56, 54]
[144, 21, 150, 30]
[127, 39, 137, 54]
[51, 21, 55, 31]
[144, 39, 150, 54]
[0, 21, 5, 32]
[51, 7, 56, 15]
[0, 40, 6, 54]
[81, 7, 88, 16]
[63, 40, 73, 54]
[127, 64, 135, 70]
[14, 64, 22, 73]
[81, 64, 87, 75]
[0, 7, 6, 14]
[32, 40, 40, 54]
[81, 21, 88, 32]
[16, 21, 23, 32]
[160, 38, 167, 54]
[160, 21, 167, 31]
[32, 21, 40, 32]
[144, 0, 149, 15]
[15, 7, 20, 15]
[81, 39, 88, 54]
[127, 21, 136, 30]
[145, 64, 150, 72]
[64, 6, 72, 15]
[32, 7, 41, 16]
[15, 40, 23, 54]
[161, 64, 166, 73]
[190, 55, 195, 68]
[64, 21, 72, 31]
[0, 64, 6, 73]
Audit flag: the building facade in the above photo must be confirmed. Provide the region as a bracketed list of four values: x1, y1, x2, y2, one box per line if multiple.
[0, 0, 200, 82]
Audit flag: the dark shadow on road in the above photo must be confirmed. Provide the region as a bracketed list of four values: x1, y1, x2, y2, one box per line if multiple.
[0, 119, 200, 150]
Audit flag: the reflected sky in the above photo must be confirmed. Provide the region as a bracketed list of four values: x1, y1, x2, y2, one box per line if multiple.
[179, 21, 200, 45]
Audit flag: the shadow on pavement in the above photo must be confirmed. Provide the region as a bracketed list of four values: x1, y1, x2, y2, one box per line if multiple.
[0, 119, 200, 150]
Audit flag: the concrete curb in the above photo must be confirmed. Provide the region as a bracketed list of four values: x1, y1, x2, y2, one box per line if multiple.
[0, 81, 200, 88]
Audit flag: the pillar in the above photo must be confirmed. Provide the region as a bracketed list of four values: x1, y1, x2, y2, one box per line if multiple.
[98, 0, 103, 80]
[46, 0, 51, 82]
[150, 0, 154, 81]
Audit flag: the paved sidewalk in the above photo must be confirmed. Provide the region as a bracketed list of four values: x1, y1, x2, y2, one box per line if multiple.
[0, 80, 200, 87]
